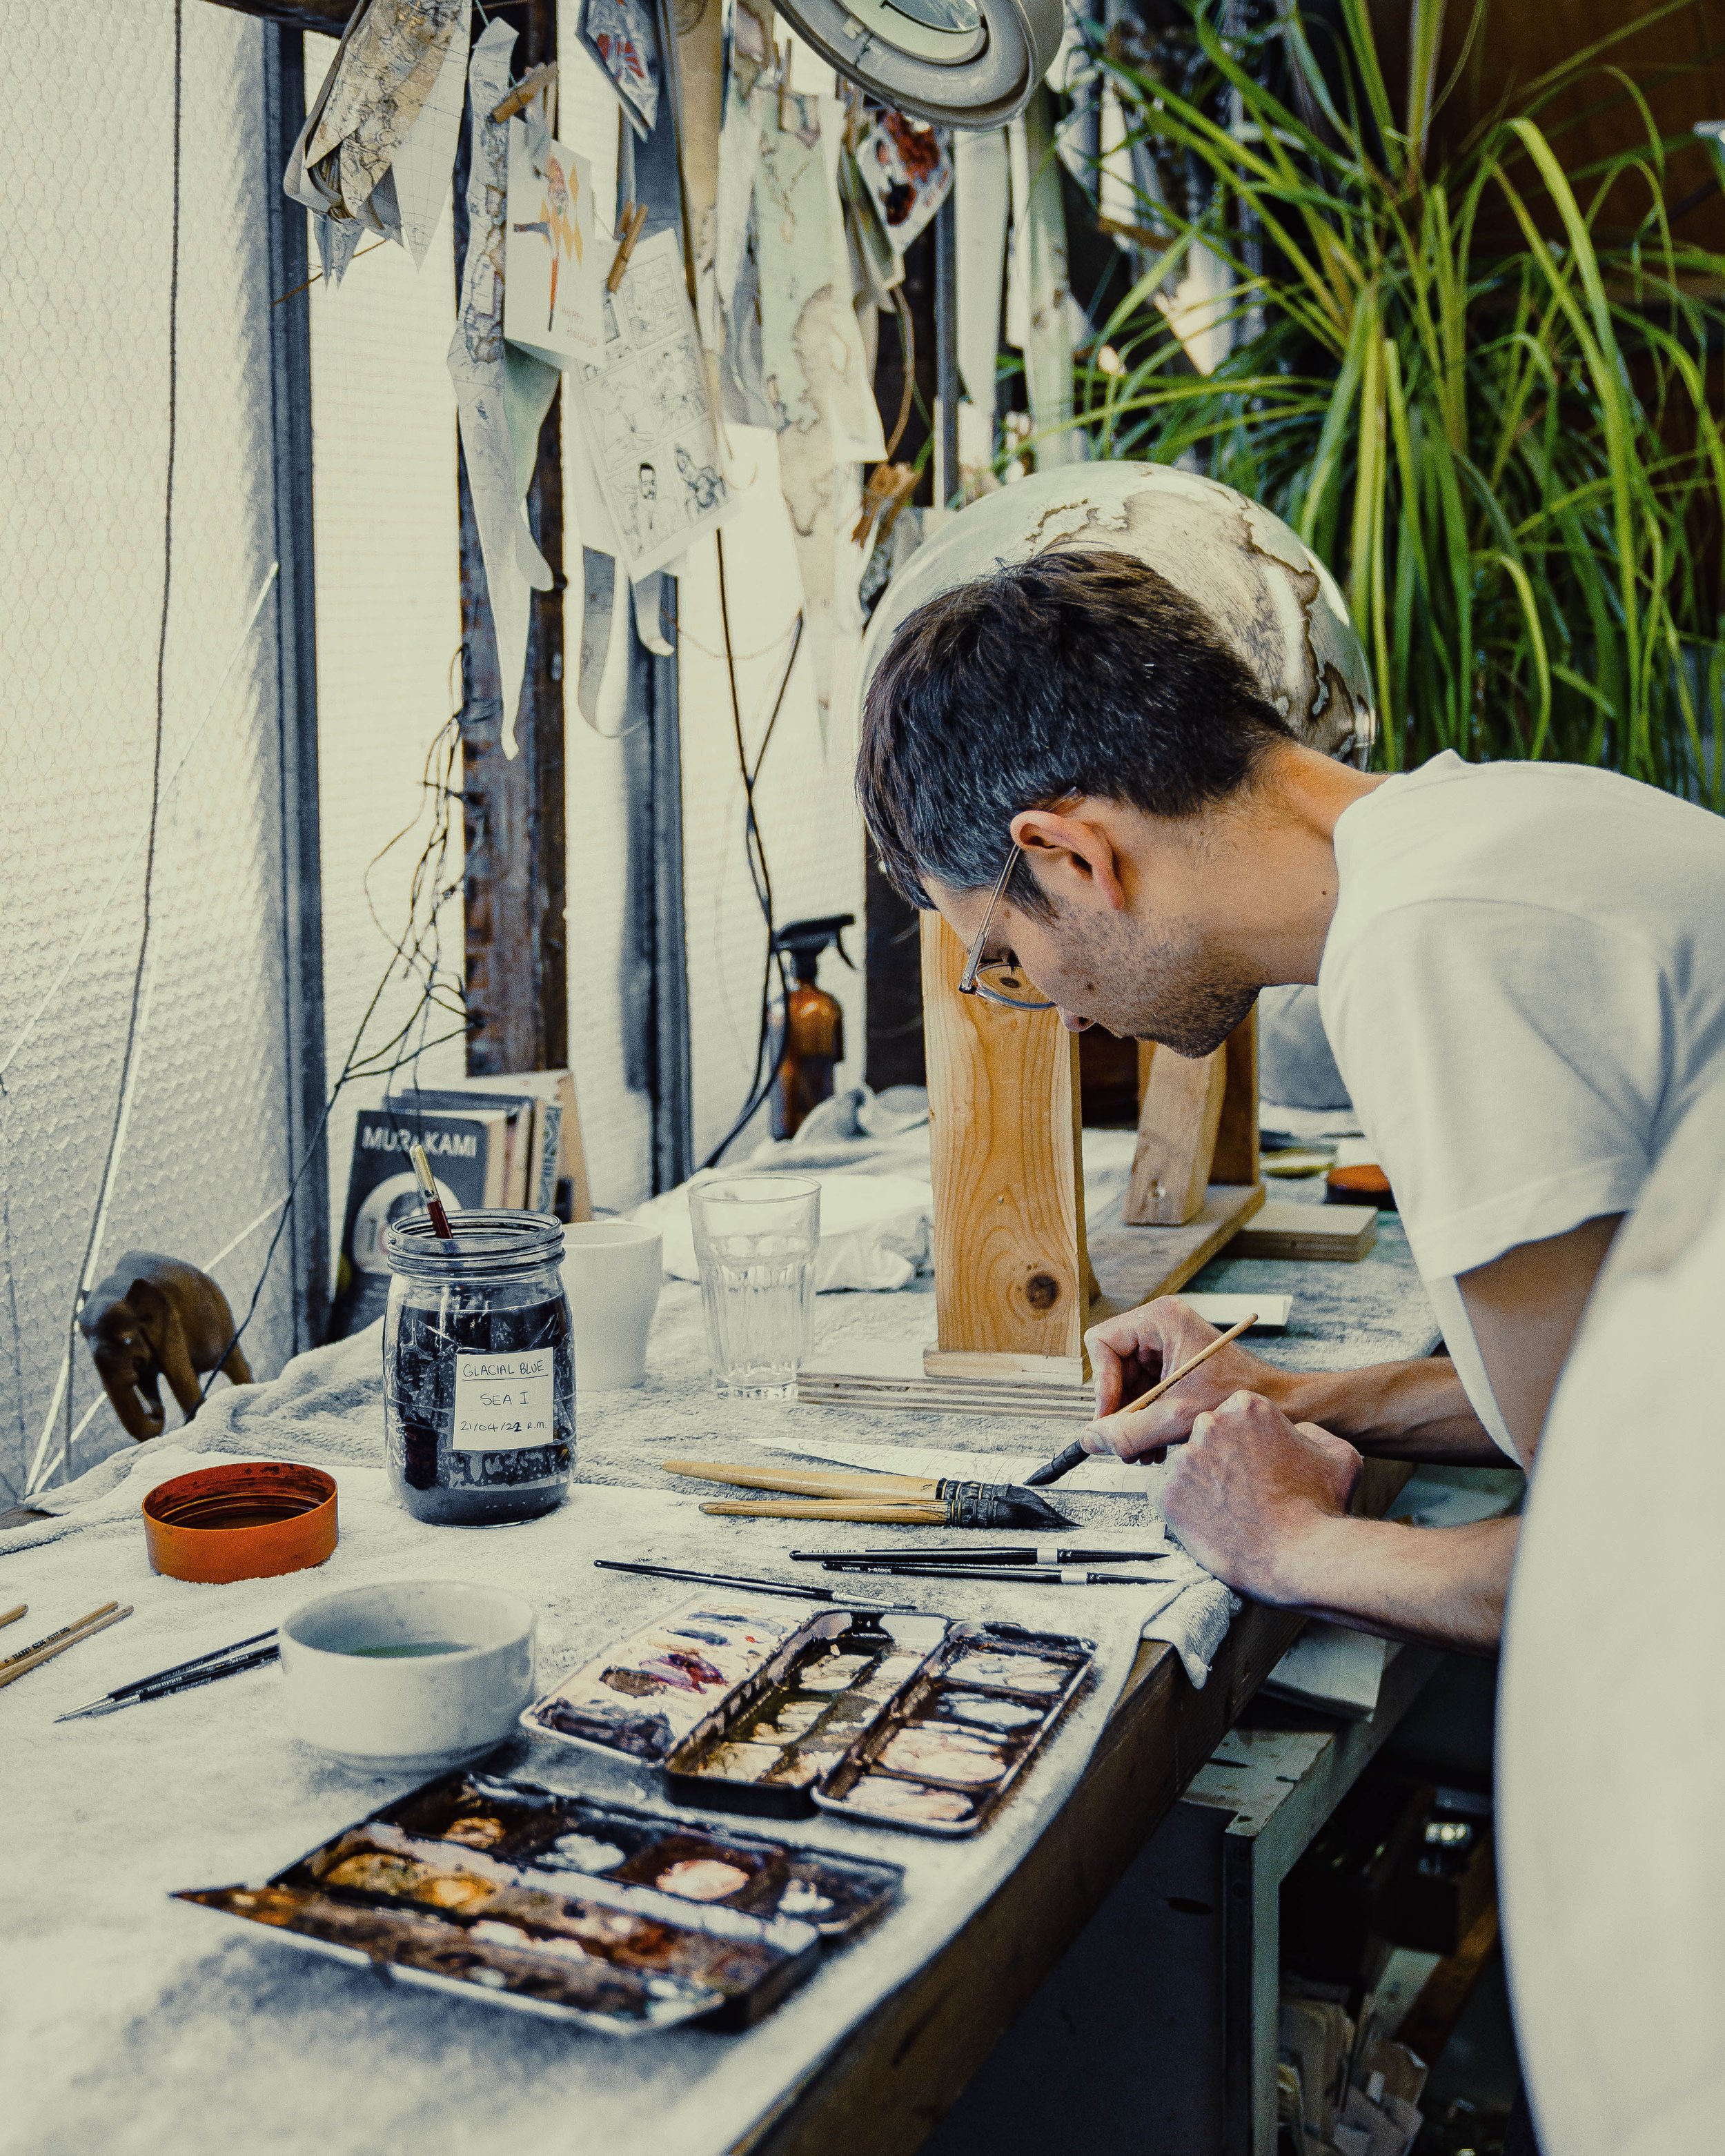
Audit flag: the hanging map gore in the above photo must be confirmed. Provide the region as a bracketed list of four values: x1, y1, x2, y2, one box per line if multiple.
[448, 18, 558, 761]
[579, 0, 661, 139]
[569, 228, 734, 579]
[284, 0, 471, 284]
[752, 90, 887, 740]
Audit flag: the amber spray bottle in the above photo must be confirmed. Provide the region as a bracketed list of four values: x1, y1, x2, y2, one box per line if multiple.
[770, 913, 856, 1140]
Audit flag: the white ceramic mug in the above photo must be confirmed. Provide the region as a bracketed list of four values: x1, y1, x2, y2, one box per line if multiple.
[279, 1579, 536, 1772]
[560, 1220, 663, 1389]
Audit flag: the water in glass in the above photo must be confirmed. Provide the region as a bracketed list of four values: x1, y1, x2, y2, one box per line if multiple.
[688, 1176, 820, 1398]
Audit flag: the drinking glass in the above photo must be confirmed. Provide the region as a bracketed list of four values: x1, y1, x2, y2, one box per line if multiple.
[687, 1176, 820, 1398]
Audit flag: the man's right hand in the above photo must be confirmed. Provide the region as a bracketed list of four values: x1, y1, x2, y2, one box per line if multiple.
[1083, 1296, 1292, 1461]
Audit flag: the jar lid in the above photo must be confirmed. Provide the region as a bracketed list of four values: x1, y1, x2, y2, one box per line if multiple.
[142, 1461, 338, 1585]
[382, 1209, 566, 1281]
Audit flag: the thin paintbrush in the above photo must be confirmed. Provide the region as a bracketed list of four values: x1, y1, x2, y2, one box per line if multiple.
[0, 1601, 119, 1677]
[57, 1628, 279, 1721]
[799, 1563, 1174, 1587]
[1025, 1314, 1259, 1487]
[0, 1603, 26, 1630]
[591, 1559, 911, 1615]
[408, 1140, 457, 1249]
[57, 1643, 281, 1721]
[789, 1546, 1174, 1567]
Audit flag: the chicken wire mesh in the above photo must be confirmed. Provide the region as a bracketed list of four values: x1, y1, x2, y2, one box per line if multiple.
[0, 2, 301, 1501]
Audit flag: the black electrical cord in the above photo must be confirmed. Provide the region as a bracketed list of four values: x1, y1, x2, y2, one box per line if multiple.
[701, 529, 805, 1171]
[64, 0, 183, 1467]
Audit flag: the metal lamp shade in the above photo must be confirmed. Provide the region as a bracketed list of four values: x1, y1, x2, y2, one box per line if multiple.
[775, 0, 1066, 128]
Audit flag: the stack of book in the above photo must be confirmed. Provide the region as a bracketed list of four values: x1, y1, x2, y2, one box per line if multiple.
[328, 1069, 590, 1338]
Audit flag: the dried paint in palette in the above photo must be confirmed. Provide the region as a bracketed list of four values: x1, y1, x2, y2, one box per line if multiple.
[520, 1596, 814, 1762]
[664, 1615, 947, 1819]
[368, 1766, 903, 1935]
[815, 1622, 1094, 1839]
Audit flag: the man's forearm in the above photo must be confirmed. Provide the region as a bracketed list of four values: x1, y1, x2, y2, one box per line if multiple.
[1268, 1356, 1504, 1463]
[1267, 1512, 1519, 1654]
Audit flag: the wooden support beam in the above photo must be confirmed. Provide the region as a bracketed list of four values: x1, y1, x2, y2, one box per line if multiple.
[1127, 1043, 1226, 1225]
[920, 913, 1089, 1373]
[452, 0, 569, 1080]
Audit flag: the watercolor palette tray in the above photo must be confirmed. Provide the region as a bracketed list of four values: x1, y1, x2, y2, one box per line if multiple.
[814, 1621, 1095, 1837]
[521, 1593, 949, 1812]
[374, 1766, 904, 1936]
[175, 1805, 829, 2035]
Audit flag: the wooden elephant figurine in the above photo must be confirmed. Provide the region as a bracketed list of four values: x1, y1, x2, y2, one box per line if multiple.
[78, 1252, 253, 1441]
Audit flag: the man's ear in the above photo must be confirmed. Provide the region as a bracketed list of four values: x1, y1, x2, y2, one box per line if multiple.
[1009, 804, 1130, 911]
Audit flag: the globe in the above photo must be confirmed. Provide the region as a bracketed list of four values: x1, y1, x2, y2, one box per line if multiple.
[858, 461, 1377, 767]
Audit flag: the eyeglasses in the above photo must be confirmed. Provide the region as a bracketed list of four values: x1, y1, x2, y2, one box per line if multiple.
[956, 848, 1057, 1011]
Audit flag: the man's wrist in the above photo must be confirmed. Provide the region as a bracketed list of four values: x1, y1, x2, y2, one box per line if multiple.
[1261, 1506, 1353, 1610]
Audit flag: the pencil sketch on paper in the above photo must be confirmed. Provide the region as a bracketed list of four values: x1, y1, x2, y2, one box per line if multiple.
[569, 228, 734, 579]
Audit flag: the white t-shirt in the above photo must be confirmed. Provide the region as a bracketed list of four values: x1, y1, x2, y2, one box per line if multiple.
[1497, 1088, 1725, 2156]
[1319, 751, 1725, 1456]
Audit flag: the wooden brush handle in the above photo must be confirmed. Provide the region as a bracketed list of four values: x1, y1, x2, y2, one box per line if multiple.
[698, 1499, 949, 1523]
[0, 1604, 131, 1690]
[1112, 1313, 1259, 1421]
[662, 1458, 938, 1500]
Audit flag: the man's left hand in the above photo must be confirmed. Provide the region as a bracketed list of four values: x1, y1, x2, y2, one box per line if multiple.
[1161, 1390, 1363, 1602]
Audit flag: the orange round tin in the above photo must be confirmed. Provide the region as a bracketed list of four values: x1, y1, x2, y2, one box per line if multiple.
[142, 1461, 338, 1585]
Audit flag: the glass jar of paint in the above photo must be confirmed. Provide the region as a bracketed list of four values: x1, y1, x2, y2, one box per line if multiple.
[382, 1211, 574, 1526]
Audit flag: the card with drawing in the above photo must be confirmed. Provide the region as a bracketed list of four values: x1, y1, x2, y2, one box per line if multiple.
[503, 122, 603, 368]
[569, 228, 735, 579]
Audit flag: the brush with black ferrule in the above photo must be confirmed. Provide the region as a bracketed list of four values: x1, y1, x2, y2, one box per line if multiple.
[408, 1140, 457, 1251]
[662, 1459, 1073, 1531]
[791, 1546, 1174, 1567]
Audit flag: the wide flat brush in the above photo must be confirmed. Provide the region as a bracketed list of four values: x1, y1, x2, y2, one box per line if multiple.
[660, 1458, 1073, 1532]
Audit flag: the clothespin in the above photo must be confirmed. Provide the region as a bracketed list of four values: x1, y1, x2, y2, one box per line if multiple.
[490, 61, 559, 125]
[853, 462, 918, 547]
[607, 201, 649, 293]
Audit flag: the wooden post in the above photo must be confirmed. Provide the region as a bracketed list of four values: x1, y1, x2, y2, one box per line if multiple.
[919, 915, 1090, 1381]
[453, 0, 569, 1080]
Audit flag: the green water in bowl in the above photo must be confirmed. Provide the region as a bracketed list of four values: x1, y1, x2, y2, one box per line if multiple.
[339, 1639, 471, 1659]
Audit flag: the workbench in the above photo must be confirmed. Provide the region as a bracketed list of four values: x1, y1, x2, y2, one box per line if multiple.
[3, 1209, 1439, 2156]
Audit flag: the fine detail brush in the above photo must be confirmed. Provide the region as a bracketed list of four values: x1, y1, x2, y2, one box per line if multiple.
[1025, 1314, 1259, 1487]
[798, 1563, 1175, 1587]
[57, 1628, 281, 1722]
[408, 1140, 457, 1249]
[591, 1559, 911, 1616]
[660, 1458, 1074, 1532]
[788, 1546, 1174, 1567]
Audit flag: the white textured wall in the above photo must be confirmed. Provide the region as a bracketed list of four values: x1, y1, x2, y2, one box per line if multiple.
[0, 2, 296, 1498]
[304, 31, 469, 1272]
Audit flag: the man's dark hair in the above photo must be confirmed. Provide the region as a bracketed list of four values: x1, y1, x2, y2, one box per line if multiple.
[857, 547, 1293, 912]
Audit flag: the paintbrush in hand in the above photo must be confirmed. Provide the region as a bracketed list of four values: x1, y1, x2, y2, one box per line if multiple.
[660, 1458, 1074, 1531]
[1025, 1314, 1259, 1487]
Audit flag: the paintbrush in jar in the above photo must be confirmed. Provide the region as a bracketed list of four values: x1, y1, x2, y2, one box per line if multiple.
[660, 1459, 1074, 1532]
[408, 1140, 457, 1249]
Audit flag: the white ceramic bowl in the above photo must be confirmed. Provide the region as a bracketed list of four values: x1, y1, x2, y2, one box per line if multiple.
[279, 1579, 537, 1772]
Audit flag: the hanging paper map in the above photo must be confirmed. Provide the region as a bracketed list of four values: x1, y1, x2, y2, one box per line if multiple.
[579, 0, 660, 139]
[570, 228, 734, 578]
[504, 123, 603, 368]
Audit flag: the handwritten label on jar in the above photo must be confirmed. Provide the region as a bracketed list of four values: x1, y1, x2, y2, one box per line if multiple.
[453, 1348, 554, 1452]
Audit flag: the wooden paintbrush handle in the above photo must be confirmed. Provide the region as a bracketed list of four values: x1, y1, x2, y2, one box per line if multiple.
[699, 1499, 949, 1523]
[662, 1459, 938, 1500]
[0, 1604, 131, 1689]
[1113, 1314, 1258, 1420]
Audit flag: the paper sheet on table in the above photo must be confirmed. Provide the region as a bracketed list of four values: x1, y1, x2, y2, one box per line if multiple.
[747, 1431, 1174, 1499]
[448, 19, 555, 760]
